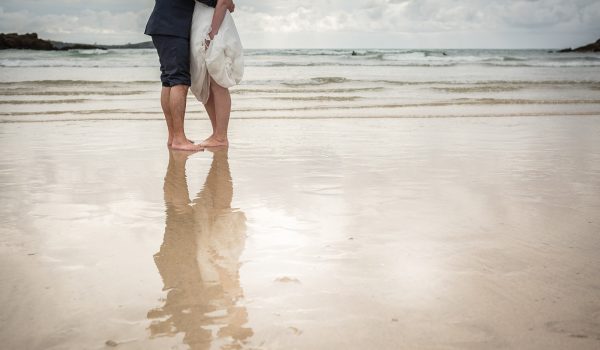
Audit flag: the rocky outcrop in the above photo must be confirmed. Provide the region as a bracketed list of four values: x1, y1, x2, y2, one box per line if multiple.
[0, 32, 105, 50]
[108, 41, 155, 49]
[0, 33, 55, 50]
[0, 32, 153, 50]
[51, 41, 106, 50]
[558, 38, 600, 53]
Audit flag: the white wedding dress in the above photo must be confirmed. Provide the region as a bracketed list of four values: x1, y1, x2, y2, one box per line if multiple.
[190, 2, 244, 104]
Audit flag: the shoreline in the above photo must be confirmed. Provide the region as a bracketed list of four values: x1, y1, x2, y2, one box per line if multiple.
[2, 112, 600, 124]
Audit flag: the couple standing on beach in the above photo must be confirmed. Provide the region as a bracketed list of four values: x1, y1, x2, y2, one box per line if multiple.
[145, 0, 244, 151]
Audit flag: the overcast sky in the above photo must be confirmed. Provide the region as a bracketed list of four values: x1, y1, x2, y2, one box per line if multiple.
[0, 0, 599, 48]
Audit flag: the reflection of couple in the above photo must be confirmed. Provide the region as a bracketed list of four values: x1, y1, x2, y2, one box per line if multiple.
[145, 0, 243, 150]
[147, 150, 252, 349]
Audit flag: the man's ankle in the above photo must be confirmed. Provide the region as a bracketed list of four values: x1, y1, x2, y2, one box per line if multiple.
[172, 136, 189, 144]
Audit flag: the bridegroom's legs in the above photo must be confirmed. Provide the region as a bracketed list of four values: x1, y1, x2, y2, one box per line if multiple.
[152, 34, 202, 151]
[169, 84, 199, 151]
[161, 86, 196, 148]
[160, 86, 175, 146]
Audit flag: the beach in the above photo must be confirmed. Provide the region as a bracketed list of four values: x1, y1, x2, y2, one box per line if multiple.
[1, 117, 600, 349]
[1, 48, 600, 349]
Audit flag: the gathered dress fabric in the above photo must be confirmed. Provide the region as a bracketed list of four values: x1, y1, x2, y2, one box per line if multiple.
[190, 2, 244, 104]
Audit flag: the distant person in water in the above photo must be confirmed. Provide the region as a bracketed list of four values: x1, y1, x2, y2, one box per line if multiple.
[144, 0, 235, 150]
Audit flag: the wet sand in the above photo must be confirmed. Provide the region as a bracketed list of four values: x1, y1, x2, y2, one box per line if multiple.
[1, 117, 600, 349]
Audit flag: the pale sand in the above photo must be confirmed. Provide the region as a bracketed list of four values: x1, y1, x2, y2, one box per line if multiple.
[1, 117, 600, 349]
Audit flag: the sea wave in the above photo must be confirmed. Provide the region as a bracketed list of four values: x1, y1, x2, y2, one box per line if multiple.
[0, 99, 88, 104]
[1, 48, 599, 68]
[243, 48, 600, 67]
[4, 61, 600, 68]
[232, 87, 385, 94]
[248, 61, 459, 67]
[0, 80, 156, 86]
[0, 62, 156, 68]
[2, 98, 600, 116]
[282, 77, 349, 86]
[0, 48, 157, 68]
[2, 78, 599, 97]
[71, 49, 110, 55]
[5, 111, 600, 123]
[0, 90, 149, 96]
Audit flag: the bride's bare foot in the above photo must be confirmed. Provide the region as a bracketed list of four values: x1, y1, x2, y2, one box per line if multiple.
[199, 136, 228, 147]
[171, 139, 204, 151]
[201, 134, 214, 145]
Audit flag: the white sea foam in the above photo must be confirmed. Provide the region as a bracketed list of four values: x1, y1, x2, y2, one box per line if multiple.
[1, 48, 599, 68]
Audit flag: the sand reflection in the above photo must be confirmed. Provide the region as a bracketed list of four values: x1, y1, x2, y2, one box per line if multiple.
[148, 149, 252, 349]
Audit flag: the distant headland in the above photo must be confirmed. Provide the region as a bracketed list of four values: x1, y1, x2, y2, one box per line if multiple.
[2, 32, 600, 52]
[557, 38, 600, 53]
[0, 32, 154, 50]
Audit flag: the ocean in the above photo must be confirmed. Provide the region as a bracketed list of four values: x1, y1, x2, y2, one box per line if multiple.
[0, 48, 599, 122]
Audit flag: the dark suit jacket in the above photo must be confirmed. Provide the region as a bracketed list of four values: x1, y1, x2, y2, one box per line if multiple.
[144, 0, 217, 39]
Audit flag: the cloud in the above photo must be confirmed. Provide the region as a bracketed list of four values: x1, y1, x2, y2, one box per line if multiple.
[233, 0, 600, 47]
[235, 0, 600, 33]
[0, 6, 152, 44]
[0, 0, 599, 47]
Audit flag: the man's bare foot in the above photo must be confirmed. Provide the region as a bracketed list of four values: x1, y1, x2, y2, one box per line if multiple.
[171, 140, 204, 151]
[199, 136, 228, 147]
[167, 138, 194, 147]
